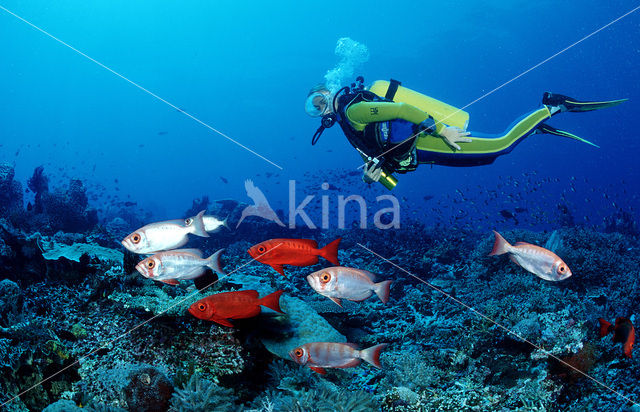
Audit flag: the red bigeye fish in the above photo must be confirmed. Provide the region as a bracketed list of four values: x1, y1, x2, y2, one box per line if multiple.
[135, 249, 225, 285]
[599, 317, 635, 358]
[247, 238, 341, 276]
[488, 231, 572, 281]
[122, 210, 209, 254]
[188, 290, 284, 327]
[307, 266, 392, 307]
[289, 342, 388, 375]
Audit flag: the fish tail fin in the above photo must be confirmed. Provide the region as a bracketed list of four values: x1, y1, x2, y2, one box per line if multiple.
[320, 238, 341, 265]
[360, 343, 388, 369]
[191, 210, 210, 237]
[374, 280, 392, 304]
[598, 318, 613, 338]
[259, 290, 284, 313]
[489, 231, 511, 256]
[206, 248, 226, 275]
[222, 215, 232, 231]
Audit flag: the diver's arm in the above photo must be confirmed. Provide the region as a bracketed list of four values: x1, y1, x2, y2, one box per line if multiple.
[349, 101, 471, 150]
[346, 101, 446, 135]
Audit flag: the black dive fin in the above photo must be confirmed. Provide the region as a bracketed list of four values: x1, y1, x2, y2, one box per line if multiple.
[543, 92, 628, 112]
[536, 123, 600, 148]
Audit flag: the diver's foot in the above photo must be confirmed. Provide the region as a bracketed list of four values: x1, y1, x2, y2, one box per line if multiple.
[535, 123, 600, 148]
[543, 92, 628, 114]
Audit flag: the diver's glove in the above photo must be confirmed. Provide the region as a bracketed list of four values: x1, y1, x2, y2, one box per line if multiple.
[414, 118, 437, 135]
[440, 126, 472, 151]
[362, 161, 383, 184]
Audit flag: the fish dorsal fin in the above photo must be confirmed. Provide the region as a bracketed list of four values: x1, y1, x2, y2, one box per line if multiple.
[171, 249, 203, 258]
[514, 242, 532, 247]
[343, 343, 359, 350]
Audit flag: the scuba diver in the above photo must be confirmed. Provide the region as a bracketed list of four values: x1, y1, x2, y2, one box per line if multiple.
[305, 77, 627, 189]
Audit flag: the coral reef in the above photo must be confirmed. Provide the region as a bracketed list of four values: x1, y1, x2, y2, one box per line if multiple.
[0, 162, 23, 217]
[39, 179, 97, 233]
[27, 165, 49, 214]
[604, 210, 639, 237]
[122, 365, 174, 412]
[169, 373, 236, 412]
[23, 167, 98, 234]
[0, 205, 638, 411]
[260, 295, 347, 360]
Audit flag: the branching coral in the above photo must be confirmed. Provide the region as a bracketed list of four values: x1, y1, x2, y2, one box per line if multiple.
[169, 373, 236, 412]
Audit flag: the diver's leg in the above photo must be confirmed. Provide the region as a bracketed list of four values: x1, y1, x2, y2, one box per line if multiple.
[416, 107, 551, 167]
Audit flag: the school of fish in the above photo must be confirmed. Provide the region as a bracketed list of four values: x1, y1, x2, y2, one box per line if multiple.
[120, 213, 635, 377]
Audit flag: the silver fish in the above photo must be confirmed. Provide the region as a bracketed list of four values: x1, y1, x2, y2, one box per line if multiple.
[122, 210, 209, 254]
[307, 266, 391, 307]
[289, 342, 388, 375]
[135, 248, 225, 285]
[185, 214, 228, 233]
[489, 230, 572, 281]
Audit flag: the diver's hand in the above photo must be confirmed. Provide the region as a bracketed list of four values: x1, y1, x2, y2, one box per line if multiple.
[440, 126, 472, 151]
[362, 161, 383, 184]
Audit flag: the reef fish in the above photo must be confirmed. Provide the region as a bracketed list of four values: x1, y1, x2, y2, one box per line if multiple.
[188, 290, 284, 327]
[489, 231, 572, 281]
[122, 210, 209, 254]
[598, 317, 635, 358]
[185, 214, 228, 233]
[135, 248, 225, 285]
[307, 266, 391, 307]
[247, 238, 341, 276]
[289, 342, 388, 375]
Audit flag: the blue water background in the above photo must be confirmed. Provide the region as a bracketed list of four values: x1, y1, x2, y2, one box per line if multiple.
[1, 0, 638, 229]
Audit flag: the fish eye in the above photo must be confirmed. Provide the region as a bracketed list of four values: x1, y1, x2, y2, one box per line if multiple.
[147, 260, 155, 269]
[258, 246, 266, 253]
[185, 218, 193, 226]
[321, 273, 331, 283]
[132, 234, 141, 244]
[198, 303, 206, 311]
[559, 266, 566, 273]
[295, 349, 303, 357]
